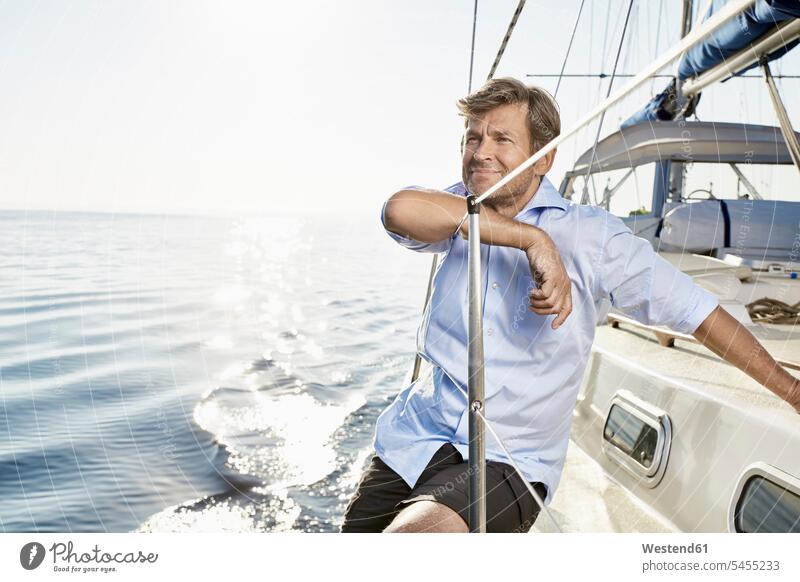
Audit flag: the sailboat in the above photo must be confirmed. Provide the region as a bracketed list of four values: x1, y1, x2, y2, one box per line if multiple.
[537, 0, 800, 532]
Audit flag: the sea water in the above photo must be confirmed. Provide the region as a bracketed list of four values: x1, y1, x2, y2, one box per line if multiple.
[0, 209, 427, 532]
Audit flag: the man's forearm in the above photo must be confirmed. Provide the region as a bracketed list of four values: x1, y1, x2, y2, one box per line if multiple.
[692, 305, 800, 413]
[382, 188, 542, 251]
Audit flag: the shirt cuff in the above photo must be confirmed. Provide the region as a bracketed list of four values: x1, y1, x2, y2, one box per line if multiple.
[673, 284, 720, 335]
[380, 195, 454, 253]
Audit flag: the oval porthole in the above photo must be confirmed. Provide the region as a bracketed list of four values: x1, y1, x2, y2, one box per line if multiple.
[730, 464, 800, 533]
[601, 391, 671, 488]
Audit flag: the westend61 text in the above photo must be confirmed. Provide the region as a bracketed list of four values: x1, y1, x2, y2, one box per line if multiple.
[49, 541, 158, 564]
[642, 543, 708, 554]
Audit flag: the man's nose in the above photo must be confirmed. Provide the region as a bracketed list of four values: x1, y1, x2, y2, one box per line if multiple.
[472, 138, 495, 159]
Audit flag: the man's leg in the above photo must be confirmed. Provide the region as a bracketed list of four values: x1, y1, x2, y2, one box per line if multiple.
[341, 443, 464, 532]
[383, 460, 548, 533]
[341, 453, 411, 533]
[382, 500, 468, 533]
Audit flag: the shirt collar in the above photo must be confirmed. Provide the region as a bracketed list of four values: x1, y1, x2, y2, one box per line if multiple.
[516, 176, 568, 217]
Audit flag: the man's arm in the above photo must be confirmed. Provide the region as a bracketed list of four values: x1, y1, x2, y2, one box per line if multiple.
[692, 305, 800, 414]
[383, 188, 573, 329]
[597, 214, 799, 414]
[384, 188, 541, 248]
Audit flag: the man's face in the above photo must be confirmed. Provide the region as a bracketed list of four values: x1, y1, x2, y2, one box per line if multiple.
[461, 102, 539, 205]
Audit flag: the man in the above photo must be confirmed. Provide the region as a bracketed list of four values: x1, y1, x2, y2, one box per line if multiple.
[340, 77, 800, 534]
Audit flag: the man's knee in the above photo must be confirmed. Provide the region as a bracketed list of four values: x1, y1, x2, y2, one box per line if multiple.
[382, 500, 468, 533]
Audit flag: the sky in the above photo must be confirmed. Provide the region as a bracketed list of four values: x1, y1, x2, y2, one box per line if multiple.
[0, 0, 798, 216]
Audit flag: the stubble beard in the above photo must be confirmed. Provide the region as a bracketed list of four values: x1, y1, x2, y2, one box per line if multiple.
[467, 164, 540, 215]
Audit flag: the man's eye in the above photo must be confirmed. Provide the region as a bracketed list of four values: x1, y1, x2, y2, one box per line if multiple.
[466, 137, 478, 143]
[497, 136, 511, 142]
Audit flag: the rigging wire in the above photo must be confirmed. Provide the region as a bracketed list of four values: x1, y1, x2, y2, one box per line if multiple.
[468, 0, 479, 92]
[650, 0, 665, 93]
[599, 0, 614, 89]
[486, 0, 527, 81]
[621, 3, 638, 88]
[554, 0, 586, 99]
[573, 0, 594, 179]
[412, 0, 482, 384]
[474, 407, 564, 532]
[580, 0, 636, 204]
[530, 72, 800, 79]
[588, 1, 616, 204]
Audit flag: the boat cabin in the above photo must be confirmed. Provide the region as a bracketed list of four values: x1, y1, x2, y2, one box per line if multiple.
[560, 121, 800, 271]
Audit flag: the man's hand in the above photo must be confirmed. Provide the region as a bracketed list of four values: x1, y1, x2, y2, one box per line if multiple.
[524, 233, 573, 330]
[384, 188, 574, 330]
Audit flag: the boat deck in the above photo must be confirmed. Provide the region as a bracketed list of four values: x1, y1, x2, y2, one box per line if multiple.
[532, 440, 677, 532]
[532, 320, 800, 533]
[595, 320, 800, 418]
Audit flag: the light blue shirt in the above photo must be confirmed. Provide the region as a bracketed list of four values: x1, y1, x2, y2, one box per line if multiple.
[373, 176, 719, 505]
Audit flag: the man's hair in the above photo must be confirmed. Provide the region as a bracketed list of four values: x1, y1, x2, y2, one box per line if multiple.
[456, 77, 561, 153]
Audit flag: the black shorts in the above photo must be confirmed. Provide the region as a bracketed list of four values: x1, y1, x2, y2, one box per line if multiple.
[340, 442, 547, 533]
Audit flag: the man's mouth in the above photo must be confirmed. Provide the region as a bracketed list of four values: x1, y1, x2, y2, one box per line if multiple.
[470, 167, 500, 174]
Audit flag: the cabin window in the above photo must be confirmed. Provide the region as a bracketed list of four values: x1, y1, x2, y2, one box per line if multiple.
[601, 392, 671, 487]
[734, 475, 800, 533]
[604, 404, 658, 469]
[567, 164, 656, 217]
[683, 162, 800, 202]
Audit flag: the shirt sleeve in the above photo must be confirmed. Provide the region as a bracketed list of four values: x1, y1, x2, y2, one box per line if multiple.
[380, 185, 458, 254]
[595, 214, 719, 335]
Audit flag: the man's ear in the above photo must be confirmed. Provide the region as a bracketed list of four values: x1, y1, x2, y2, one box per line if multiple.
[533, 148, 557, 175]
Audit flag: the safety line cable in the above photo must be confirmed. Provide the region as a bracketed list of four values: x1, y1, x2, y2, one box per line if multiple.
[475, 408, 564, 533]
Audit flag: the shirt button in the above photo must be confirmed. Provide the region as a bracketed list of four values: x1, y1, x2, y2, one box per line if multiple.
[487, 328, 494, 336]
[491, 282, 499, 289]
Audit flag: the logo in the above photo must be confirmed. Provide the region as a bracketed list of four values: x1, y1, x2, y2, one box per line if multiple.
[20, 542, 46, 570]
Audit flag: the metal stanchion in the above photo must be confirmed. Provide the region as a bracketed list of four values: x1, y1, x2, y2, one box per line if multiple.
[466, 195, 486, 533]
